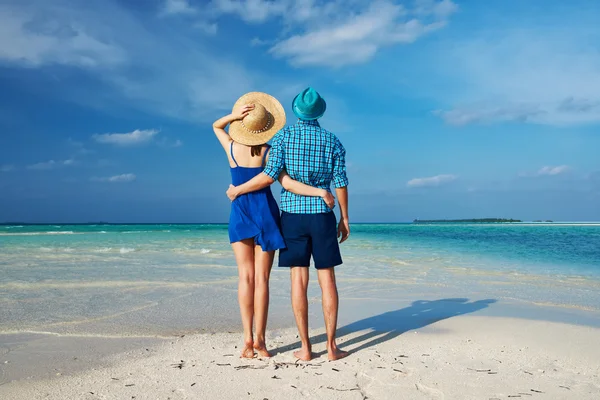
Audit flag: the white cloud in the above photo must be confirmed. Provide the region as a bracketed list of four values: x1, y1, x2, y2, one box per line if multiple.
[209, 0, 457, 67]
[161, 2, 216, 35]
[26, 159, 77, 170]
[1, 165, 15, 172]
[415, 0, 458, 19]
[92, 173, 136, 183]
[157, 138, 184, 148]
[0, 4, 126, 68]
[93, 129, 160, 146]
[27, 160, 56, 170]
[519, 165, 571, 178]
[407, 174, 457, 188]
[161, 0, 197, 16]
[194, 21, 218, 35]
[538, 165, 571, 176]
[270, 1, 456, 67]
[250, 37, 268, 47]
[211, 0, 287, 23]
[434, 22, 600, 126]
[67, 138, 94, 155]
[435, 105, 544, 126]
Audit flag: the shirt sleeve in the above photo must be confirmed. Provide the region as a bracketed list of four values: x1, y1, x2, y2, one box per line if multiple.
[263, 130, 285, 181]
[332, 138, 349, 188]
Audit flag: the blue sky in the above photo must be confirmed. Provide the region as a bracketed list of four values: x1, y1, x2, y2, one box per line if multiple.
[0, 0, 599, 223]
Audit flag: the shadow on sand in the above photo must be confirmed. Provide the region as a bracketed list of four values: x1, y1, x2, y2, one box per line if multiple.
[271, 298, 497, 357]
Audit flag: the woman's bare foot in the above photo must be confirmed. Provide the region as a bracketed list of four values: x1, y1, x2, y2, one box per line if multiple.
[253, 342, 271, 358]
[293, 346, 313, 361]
[327, 346, 349, 361]
[241, 340, 255, 359]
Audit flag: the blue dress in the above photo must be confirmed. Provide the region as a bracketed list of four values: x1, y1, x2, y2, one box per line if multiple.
[228, 142, 286, 252]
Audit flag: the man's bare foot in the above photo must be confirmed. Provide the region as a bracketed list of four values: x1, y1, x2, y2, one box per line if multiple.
[240, 341, 255, 358]
[293, 346, 313, 361]
[327, 347, 349, 361]
[253, 342, 271, 358]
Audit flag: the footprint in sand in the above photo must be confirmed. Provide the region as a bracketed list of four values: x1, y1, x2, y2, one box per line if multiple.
[415, 382, 445, 400]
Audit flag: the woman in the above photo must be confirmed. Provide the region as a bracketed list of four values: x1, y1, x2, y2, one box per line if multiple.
[212, 92, 334, 358]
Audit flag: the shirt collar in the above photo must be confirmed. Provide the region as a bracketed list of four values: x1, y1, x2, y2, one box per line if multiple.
[296, 119, 320, 127]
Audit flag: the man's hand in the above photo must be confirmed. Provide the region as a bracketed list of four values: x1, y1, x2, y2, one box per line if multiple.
[321, 190, 336, 209]
[337, 218, 350, 243]
[226, 184, 240, 201]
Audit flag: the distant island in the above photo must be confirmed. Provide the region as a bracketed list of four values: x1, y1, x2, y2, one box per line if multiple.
[413, 218, 522, 223]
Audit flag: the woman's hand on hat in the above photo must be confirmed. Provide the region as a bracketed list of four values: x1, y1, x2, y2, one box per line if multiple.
[231, 104, 254, 121]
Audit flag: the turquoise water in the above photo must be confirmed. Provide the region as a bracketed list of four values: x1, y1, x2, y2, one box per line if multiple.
[1, 223, 599, 336]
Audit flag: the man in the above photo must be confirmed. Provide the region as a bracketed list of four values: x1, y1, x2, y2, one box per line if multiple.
[226, 87, 350, 361]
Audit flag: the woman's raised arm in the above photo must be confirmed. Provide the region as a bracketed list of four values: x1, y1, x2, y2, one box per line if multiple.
[212, 104, 254, 151]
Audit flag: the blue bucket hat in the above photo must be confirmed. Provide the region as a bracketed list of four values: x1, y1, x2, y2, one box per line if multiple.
[292, 87, 326, 120]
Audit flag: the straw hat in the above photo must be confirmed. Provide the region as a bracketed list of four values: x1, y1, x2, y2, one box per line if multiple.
[229, 92, 286, 146]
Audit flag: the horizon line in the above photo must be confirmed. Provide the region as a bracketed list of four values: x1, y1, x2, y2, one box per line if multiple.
[2, 221, 600, 225]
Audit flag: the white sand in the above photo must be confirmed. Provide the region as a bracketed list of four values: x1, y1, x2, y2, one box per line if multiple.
[1, 316, 598, 400]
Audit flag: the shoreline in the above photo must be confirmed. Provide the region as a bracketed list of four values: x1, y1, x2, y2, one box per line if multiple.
[1, 315, 599, 399]
[2, 294, 600, 388]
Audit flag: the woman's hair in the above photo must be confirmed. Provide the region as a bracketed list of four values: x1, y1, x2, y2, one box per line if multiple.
[250, 145, 262, 157]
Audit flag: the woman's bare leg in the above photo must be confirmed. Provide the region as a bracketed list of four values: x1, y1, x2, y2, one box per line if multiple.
[232, 239, 256, 358]
[253, 246, 274, 357]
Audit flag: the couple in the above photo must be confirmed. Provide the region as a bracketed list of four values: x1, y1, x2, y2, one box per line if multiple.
[212, 87, 350, 362]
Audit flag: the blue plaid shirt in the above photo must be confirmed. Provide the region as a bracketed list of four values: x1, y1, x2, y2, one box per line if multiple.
[263, 119, 348, 214]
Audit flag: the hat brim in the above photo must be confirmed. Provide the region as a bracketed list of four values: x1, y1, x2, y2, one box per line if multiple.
[229, 92, 286, 146]
[292, 93, 326, 120]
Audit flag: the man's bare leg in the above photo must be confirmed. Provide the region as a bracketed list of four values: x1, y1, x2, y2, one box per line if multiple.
[317, 267, 348, 361]
[290, 267, 312, 361]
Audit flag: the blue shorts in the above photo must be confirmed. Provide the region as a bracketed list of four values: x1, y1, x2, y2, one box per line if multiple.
[278, 212, 343, 269]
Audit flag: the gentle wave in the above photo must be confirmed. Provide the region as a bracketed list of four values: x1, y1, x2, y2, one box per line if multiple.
[120, 230, 176, 234]
[37, 247, 144, 254]
[94, 247, 113, 253]
[39, 247, 76, 252]
[0, 279, 237, 290]
[34, 246, 215, 254]
[0, 330, 172, 339]
[0, 231, 80, 236]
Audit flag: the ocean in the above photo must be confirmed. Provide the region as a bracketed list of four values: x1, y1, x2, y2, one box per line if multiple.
[1, 223, 599, 337]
